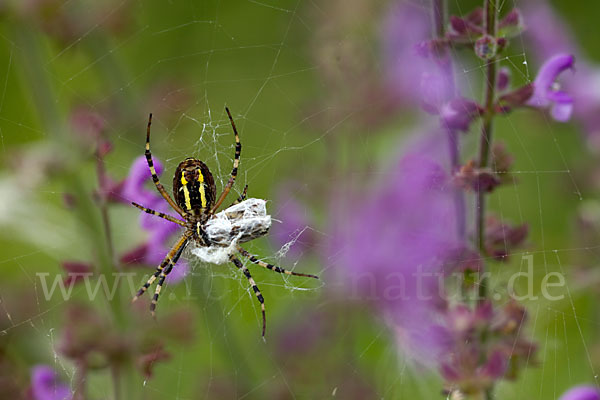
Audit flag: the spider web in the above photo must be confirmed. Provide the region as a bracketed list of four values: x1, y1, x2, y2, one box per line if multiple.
[0, 0, 597, 399]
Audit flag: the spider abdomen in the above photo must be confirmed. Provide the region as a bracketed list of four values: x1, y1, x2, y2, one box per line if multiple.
[173, 158, 217, 214]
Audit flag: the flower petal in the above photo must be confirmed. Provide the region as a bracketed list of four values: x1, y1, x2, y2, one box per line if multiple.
[547, 90, 574, 122]
[480, 350, 507, 379]
[122, 155, 164, 203]
[559, 386, 600, 400]
[528, 54, 574, 108]
[527, 54, 576, 122]
[440, 98, 481, 132]
[534, 53, 575, 91]
[497, 67, 511, 92]
[31, 365, 72, 400]
[551, 101, 574, 122]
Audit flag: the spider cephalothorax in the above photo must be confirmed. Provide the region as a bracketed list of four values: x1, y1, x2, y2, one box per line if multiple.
[130, 107, 318, 337]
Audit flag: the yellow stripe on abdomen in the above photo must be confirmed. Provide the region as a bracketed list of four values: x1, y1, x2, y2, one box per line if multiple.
[198, 170, 207, 208]
[181, 172, 192, 211]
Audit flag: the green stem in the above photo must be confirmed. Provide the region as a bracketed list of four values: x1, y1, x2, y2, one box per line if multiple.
[476, 0, 498, 397]
[96, 149, 118, 270]
[476, 0, 498, 302]
[432, 0, 446, 37]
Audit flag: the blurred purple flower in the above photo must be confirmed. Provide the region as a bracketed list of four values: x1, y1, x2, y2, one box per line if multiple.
[270, 184, 316, 257]
[276, 310, 328, 356]
[440, 98, 482, 132]
[69, 107, 106, 140]
[527, 53, 575, 122]
[328, 133, 460, 365]
[14, 0, 135, 45]
[559, 386, 600, 400]
[31, 366, 72, 400]
[440, 300, 535, 392]
[68, 106, 111, 154]
[383, 1, 484, 133]
[383, 1, 449, 106]
[121, 156, 164, 204]
[61, 261, 93, 286]
[120, 156, 188, 282]
[418, 55, 455, 113]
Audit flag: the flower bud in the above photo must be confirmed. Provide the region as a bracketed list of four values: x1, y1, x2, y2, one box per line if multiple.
[474, 35, 498, 60]
[497, 67, 511, 92]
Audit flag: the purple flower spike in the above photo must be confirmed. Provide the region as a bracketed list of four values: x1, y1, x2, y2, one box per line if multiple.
[383, 1, 457, 109]
[120, 155, 188, 283]
[329, 132, 461, 366]
[31, 365, 72, 400]
[559, 386, 600, 400]
[527, 54, 575, 122]
[382, 2, 431, 103]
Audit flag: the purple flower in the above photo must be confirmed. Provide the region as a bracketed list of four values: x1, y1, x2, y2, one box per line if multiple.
[122, 155, 166, 229]
[31, 366, 72, 400]
[328, 132, 460, 365]
[382, 2, 430, 101]
[559, 386, 600, 400]
[523, 2, 600, 147]
[440, 98, 481, 132]
[418, 57, 455, 112]
[527, 54, 575, 122]
[270, 184, 316, 257]
[479, 350, 507, 379]
[497, 67, 511, 92]
[383, 1, 482, 133]
[120, 156, 188, 282]
[383, 1, 455, 108]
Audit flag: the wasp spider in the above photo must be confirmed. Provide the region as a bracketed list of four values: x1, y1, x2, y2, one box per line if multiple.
[131, 108, 318, 337]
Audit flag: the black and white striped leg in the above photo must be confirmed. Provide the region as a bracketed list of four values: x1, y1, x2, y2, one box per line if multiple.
[230, 255, 266, 337]
[149, 263, 175, 317]
[144, 113, 186, 216]
[237, 246, 319, 279]
[131, 202, 186, 227]
[132, 233, 189, 303]
[228, 184, 248, 207]
[210, 107, 242, 214]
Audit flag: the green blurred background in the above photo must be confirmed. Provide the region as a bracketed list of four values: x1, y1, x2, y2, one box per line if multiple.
[0, 0, 599, 399]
